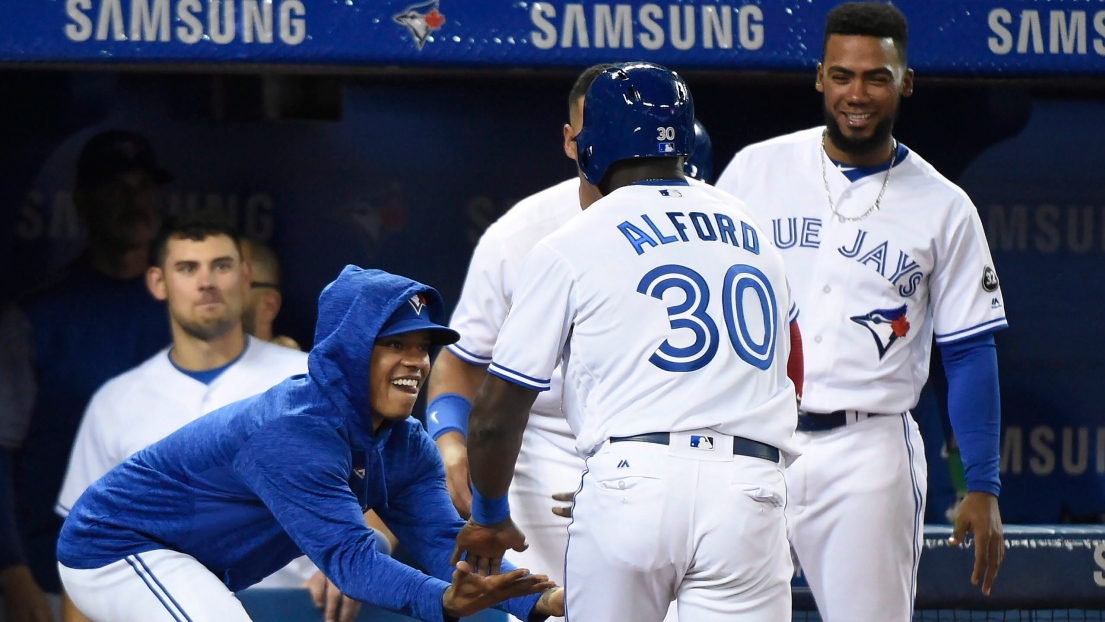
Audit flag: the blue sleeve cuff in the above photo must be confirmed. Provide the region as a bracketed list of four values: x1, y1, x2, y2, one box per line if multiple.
[470, 486, 510, 525]
[425, 394, 471, 440]
[940, 332, 1002, 496]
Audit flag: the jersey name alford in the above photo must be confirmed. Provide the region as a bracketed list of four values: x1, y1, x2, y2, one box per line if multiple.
[490, 181, 798, 457]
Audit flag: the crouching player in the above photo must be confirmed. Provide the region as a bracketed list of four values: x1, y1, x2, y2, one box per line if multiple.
[56, 266, 564, 622]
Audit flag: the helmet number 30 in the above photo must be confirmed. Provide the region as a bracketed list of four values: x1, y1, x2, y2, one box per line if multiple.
[656, 126, 676, 141]
[637, 264, 778, 373]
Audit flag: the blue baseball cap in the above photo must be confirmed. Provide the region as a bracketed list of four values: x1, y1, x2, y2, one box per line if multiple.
[378, 293, 460, 346]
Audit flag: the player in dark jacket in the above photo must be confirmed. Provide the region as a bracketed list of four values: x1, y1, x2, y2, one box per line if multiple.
[57, 266, 563, 622]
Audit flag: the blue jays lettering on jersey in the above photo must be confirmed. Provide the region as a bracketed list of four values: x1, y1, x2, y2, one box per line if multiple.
[57, 268, 541, 622]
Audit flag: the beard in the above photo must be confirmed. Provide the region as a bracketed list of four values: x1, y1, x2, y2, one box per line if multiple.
[174, 311, 239, 342]
[823, 103, 898, 159]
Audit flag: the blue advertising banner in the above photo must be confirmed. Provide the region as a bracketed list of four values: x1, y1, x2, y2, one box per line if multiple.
[0, 1, 1104, 75]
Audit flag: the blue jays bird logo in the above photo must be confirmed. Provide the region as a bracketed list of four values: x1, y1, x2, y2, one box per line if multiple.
[408, 293, 427, 315]
[393, 1, 446, 50]
[850, 305, 911, 359]
[338, 182, 408, 258]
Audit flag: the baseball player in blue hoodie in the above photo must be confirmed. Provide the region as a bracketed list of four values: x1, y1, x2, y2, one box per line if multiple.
[55, 266, 563, 622]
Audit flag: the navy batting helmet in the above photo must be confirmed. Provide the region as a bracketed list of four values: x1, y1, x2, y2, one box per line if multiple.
[684, 119, 714, 183]
[575, 62, 695, 186]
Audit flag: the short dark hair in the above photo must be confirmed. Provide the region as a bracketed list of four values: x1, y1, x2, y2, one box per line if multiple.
[152, 209, 241, 267]
[824, 2, 908, 66]
[568, 63, 619, 119]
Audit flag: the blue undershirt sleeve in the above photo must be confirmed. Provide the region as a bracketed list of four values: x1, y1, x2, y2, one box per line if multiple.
[380, 431, 545, 622]
[938, 332, 1001, 497]
[233, 418, 451, 622]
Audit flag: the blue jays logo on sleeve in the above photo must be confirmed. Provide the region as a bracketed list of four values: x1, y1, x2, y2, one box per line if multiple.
[408, 293, 427, 315]
[393, 0, 447, 50]
[850, 305, 911, 359]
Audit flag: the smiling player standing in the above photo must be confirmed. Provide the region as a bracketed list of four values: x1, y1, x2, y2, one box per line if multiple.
[715, 3, 1007, 621]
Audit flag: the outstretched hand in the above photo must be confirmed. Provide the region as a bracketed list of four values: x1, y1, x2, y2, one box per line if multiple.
[451, 517, 528, 576]
[948, 492, 1004, 595]
[442, 561, 555, 619]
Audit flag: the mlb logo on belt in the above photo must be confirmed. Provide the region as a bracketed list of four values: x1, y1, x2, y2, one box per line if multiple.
[689, 435, 714, 451]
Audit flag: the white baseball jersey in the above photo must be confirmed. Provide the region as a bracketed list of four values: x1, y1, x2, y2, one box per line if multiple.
[717, 127, 1006, 622]
[448, 178, 580, 455]
[490, 180, 800, 458]
[56, 336, 312, 588]
[716, 127, 1007, 414]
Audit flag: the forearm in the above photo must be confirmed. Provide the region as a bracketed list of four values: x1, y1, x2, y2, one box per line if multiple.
[467, 377, 538, 499]
[940, 333, 1001, 496]
[426, 349, 488, 440]
[427, 349, 487, 402]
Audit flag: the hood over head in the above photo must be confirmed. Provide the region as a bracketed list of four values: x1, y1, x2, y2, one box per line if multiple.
[307, 266, 455, 424]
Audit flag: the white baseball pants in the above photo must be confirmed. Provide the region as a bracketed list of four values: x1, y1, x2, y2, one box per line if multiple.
[59, 549, 253, 622]
[786, 413, 928, 622]
[565, 432, 792, 622]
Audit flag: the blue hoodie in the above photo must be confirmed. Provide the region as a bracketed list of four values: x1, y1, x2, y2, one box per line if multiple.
[57, 267, 543, 622]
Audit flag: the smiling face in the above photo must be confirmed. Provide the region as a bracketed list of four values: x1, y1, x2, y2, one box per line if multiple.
[147, 234, 249, 342]
[817, 34, 913, 164]
[368, 330, 432, 429]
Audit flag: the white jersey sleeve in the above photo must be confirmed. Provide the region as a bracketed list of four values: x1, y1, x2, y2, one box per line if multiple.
[447, 235, 511, 365]
[930, 196, 1008, 344]
[488, 242, 576, 392]
[56, 390, 119, 516]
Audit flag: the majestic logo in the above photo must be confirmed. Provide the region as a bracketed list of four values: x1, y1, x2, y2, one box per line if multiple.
[408, 293, 427, 315]
[617, 459, 630, 469]
[991, 297, 1002, 309]
[982, 266, 1000, 292]
[393, 1, 446, 50]
[353, 466, 366, 479]
[851, 304, 911, 359]
[690, 435, 714, 451]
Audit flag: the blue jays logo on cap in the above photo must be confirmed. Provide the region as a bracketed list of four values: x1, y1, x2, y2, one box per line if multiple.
[850, 305, 911, 360]
[378, 290, 460, 346]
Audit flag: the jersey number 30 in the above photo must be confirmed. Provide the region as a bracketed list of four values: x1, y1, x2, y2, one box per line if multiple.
[637, 264, 778, 373]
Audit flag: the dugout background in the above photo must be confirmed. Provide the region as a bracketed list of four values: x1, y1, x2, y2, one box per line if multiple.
[0, 67, 1102, 526]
